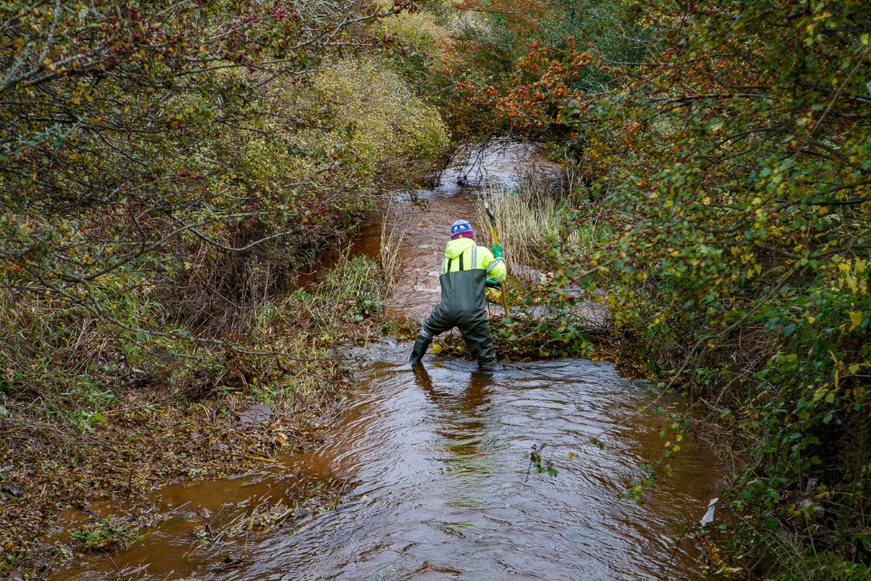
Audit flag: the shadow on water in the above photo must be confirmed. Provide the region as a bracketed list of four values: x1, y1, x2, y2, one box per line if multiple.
[55, 142, 723, 580]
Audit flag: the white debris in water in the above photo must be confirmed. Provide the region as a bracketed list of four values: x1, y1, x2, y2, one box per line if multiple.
[700, 497, 719, 526]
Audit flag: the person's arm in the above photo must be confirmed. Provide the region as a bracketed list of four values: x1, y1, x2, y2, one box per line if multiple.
[480, 246, 506, 284]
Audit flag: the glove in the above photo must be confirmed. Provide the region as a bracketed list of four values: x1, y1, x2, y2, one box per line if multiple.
[486, 278, 502, 288]
[492, 243, 504, 260]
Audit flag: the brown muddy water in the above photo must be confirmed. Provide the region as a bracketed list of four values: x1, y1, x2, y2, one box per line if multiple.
[56, 142, 723, 580]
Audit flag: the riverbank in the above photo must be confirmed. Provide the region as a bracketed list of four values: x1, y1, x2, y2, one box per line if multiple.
[0, 250, 404, 578]
[1, 5, 461, 574]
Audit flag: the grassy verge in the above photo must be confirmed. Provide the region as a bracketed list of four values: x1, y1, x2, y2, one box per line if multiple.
[473, 178, 610, 271]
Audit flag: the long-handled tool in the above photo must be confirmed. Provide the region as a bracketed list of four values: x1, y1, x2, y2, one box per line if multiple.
[484, 203, 510, 318]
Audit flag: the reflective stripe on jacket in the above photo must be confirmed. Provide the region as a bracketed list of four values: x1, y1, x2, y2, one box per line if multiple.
[441, 238, 507, 283]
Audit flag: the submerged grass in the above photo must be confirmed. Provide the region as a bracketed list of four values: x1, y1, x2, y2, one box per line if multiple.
[186, 477, 353, 571]
[70, 518, 132, 552]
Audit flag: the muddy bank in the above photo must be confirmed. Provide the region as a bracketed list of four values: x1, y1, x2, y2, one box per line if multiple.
[0, 361, 356, 578]
[0, 254, 385, 578]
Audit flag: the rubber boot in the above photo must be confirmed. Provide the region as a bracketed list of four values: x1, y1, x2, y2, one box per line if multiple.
[409, 331, 432, 365]
[476, 361, 495, 375]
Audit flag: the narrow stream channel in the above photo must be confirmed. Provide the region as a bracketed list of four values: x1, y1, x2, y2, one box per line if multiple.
[57, 142, 723, 580]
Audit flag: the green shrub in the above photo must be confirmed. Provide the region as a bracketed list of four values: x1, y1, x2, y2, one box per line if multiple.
[313, 56, 451, 181]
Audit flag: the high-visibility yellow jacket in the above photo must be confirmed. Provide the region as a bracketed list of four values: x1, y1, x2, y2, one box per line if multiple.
[441, 237, 507, 283]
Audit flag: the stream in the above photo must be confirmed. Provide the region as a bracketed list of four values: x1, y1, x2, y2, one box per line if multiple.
[57, 142, 723, 580]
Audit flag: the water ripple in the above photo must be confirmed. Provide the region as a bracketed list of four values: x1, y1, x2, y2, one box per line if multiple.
[228, 354, 722, 580]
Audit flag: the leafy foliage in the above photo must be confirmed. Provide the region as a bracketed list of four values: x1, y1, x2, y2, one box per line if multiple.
[450, 0, 870, 575]
[0, 1, 447, 342]
[71, 518, 130, 551]
[312, 56, 450, 179]
[526, 443, 558, 478]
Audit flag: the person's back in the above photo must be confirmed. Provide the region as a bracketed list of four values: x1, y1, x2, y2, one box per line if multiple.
[410, 219, 506, 371]
[439, 236, 492, 315]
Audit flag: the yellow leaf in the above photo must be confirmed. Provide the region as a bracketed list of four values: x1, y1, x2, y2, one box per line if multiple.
[846, 275, 858, 294]
[849, 311, 863, 330]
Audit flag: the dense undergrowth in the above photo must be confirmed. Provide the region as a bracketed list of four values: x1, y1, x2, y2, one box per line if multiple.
[0, 249, 398, 574]
[443, 0, 869, 577]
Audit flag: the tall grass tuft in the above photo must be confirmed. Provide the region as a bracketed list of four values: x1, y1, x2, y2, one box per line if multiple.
[475, 179, 608, 270]
[378, 208, 407, 295]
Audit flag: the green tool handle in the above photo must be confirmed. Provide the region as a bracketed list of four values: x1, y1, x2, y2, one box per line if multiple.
[485, 205, 500, 245]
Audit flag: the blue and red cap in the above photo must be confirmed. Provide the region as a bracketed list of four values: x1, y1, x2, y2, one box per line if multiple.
[451, 219, 474, 240]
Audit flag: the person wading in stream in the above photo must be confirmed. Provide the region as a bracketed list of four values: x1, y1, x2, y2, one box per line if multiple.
[410, 219, 507, 372]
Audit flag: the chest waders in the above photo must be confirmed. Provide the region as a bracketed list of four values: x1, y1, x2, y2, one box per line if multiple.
[410, 246, 496, 372]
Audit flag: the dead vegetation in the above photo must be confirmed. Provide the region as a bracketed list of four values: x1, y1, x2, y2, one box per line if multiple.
[0, 247, 393, 576]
